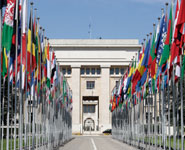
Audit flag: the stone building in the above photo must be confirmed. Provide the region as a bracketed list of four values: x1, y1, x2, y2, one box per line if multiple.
[49, 39, 141, 134]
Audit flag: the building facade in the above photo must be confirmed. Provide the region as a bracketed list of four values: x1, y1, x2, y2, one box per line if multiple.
[49, 39, 141, 134]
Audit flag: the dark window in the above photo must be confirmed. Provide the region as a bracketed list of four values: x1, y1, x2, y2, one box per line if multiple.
[115, 68, 119, 75]
[87, 81, 95, 89]
[81, 68, 85, 75]
[62, 68, 66, 75]
[91, 68, 95, 75]
[67, 68, 71, 75]
[86, 68, 90, 75]
[116, 81, 119, 87]
[97, 68, 101, 75]
[83, 105, 95, 113]
[121, 68, 124, 75]
[116, 81, 119, 92]
[110, 68, 114, 75]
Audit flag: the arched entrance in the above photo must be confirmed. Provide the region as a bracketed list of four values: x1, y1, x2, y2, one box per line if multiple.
[84, 118, 95, 131]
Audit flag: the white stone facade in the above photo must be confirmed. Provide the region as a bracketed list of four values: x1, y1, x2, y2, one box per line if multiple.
[49, 39, 141, 134]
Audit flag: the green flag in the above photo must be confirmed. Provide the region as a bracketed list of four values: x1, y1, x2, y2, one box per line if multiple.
[2, 0, 16, 77]
[2, 0, 15, 52]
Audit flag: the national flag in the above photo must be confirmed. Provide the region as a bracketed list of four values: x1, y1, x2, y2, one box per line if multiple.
[176, 0, 185, 28]
[27, 13, 32, 80]
[32, 16, 36, 70]
[132, 39, 151, 94]
[21, 0, 27, 89]
[148, 31, 156, 67]
[2, 0, 16, 77]
[150, 20, 160, 78]
[9, 0, 17, 83]
[15, 0, 23, 88]
[46, 44, 51, 88]
[51, 51, 56, 85]
[159, 5, 173, 67]
[170, 0, 180, 64]
[155, 14, 167, 65]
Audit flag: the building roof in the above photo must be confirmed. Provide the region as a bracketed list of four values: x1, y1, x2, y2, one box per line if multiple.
[49, 39, 141, 48]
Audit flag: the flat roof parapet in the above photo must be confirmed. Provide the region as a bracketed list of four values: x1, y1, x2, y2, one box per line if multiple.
[49, 39, 141, 48]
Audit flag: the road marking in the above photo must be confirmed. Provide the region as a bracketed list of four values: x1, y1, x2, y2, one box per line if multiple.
[91, 138, 97, 150]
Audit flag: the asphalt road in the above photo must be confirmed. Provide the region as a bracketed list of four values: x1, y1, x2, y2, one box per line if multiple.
[59, 135, 137, 150]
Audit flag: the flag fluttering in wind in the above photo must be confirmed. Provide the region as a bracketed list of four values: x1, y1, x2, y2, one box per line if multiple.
[110, 0, 185, 112]
[2, 0, 16, 77]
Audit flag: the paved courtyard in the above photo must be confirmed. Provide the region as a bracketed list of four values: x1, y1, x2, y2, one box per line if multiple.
[60, 135, 138, 150]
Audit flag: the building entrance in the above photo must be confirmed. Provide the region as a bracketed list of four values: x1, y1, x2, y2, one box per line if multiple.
[82, 96, 99, 133]
[84, 118, 95, 131]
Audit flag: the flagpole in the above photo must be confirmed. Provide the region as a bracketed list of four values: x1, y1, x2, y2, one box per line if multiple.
[29, 2, 33, 150]
[180, 46, 184, 150]
[0, 7, 2, 150]
[32, 8, 37, 150]
[41, 28, 45, 149]
[13, 0, 19, 149]
[167, 59, 171, 150]
[141, 39, 145, 147]
[6, 56, 11, 150]
[36, 16, 40, 149]
[24, 0, 29, 148]
[19, 0, 24, 148]
[172, 58, 176, 150]
[151, 23, 156, 147]
[39, 25, 43, 148]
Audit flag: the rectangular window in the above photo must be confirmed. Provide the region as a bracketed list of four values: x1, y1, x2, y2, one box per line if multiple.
[86, 68, 90, 75]
[86, 81, 95, 89]
[62, 68, 66, 75]
[83, 105, 95, 113]
[97, 68, 101, 75]
[67, 68, 71, 75]
[115, 68, 119, 75]
[81, 68, 85, 75]
[121, 68, 124, 75]
[91, 68, 95, 75]
[110, 68, 114, 75]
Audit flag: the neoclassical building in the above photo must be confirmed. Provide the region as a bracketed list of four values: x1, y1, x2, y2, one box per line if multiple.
[49, 39, 141, 134]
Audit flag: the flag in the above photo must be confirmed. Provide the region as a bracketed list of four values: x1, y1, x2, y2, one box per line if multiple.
[27, 13, 32, 80]
[9, 0, 17, 82]
[46, 44, 51, 88]
[21, 0, 27, 89]
[155, 15, 167, 65]
[15, 0, 22, 87]
[148, 31, 156, 67]
[159, 5, 173, 67]
[2, 0, 16, 77]
[150, 20, 160, 78]
[32, 16, 36, 70]
[51, 51, 56, 85]
[170, 0, 180, 64]
[176, 0, 185, 28]
[0, 0, 7, 8]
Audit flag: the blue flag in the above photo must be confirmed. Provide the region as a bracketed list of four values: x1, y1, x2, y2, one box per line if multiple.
[155, 15, 167, 65]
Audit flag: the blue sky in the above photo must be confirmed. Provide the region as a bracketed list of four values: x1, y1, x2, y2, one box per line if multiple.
[31, 0, 172, 43]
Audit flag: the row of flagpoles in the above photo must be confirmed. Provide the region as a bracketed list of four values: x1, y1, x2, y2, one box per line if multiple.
[110, 0, 185, 150]
[0, 0, 73, 150]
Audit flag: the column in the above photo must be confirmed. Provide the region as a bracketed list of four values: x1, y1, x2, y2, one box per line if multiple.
[99, 65, 111, 132]
[71, 65, 81, 134]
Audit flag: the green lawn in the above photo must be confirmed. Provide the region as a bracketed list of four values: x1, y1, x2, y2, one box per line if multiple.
[141, 136, 185, 149]
[0, 137, 45, 150]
